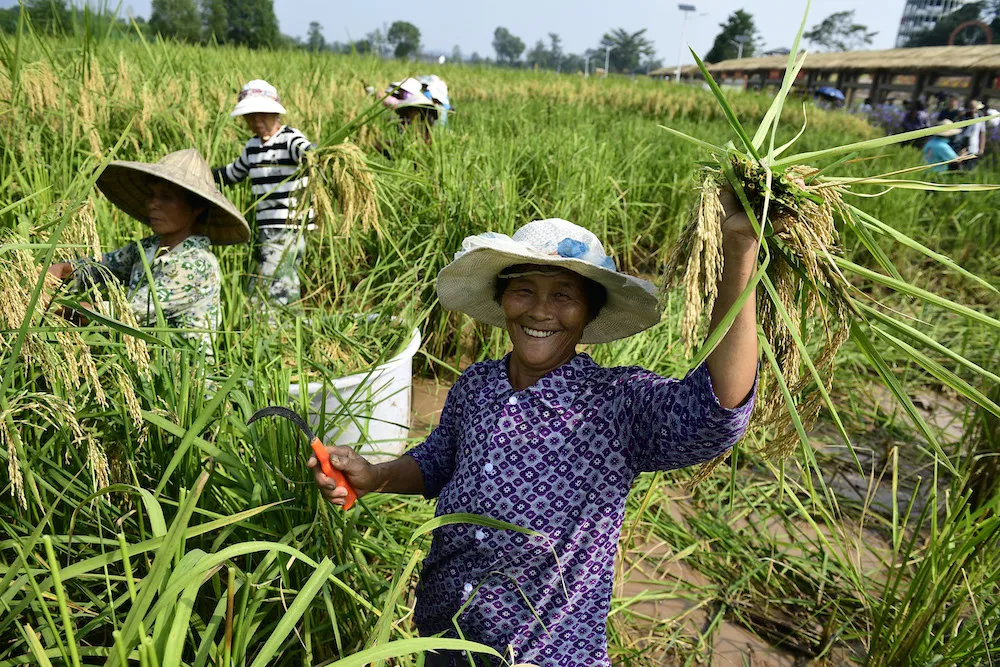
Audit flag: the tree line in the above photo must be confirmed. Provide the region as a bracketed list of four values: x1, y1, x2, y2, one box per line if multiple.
[303, 21, 664, 74]
[0, 0, 285, 50]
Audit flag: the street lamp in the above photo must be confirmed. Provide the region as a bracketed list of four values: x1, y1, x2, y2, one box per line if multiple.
[730, 34, 750, 60]
[675, 3, 696, 84]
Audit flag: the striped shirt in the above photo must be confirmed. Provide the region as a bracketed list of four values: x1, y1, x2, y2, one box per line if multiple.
[213, 125, 314, 227]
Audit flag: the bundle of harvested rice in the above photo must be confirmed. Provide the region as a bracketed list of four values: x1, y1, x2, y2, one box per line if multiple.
[662, 12, 1000, 480]
[302, 141, 380, 236]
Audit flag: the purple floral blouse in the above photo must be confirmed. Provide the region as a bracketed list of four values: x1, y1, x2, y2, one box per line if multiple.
[407, 353, 754, 667]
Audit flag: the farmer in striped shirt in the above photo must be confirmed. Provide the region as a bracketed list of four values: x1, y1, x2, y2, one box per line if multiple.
[213, 80, 314, 306]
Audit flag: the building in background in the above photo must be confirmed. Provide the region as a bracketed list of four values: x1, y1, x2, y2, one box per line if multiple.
[896, 0, 974, 47]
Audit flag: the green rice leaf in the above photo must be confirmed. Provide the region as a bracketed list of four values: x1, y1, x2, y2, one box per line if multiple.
[835, 257, 1000, 330]
[828, 177, 1000, 192]
[324, 638, 503, 667]
[689, 48, 760, 160]
[857, 303, 1000, 384]
[872, 325, 1000, 419]
[838, 206, 904, 281]
[658, 125, 726, 154]
[409, 513, 540, 543]
[772, 103, 809, 159]
[847, 204, 998, 294]
[849, 323, 957, 474]
[106, 470, 210, 667]
[19, 625, 54, 667]
[53, 299, 174, 347]
[772, 114, 993, 168]
[753, 0, 811, 153]
[154, 373, 243, 495]
[247, 558, 336, 667]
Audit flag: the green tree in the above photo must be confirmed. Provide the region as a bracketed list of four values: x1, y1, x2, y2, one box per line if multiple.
[23, 0, 71, 35]
[492, 26, 525, 65]
[598, 28, 655, 73]
[150, 0, 201, 42]
[387, 20, 420, 59]
[224, 0, 279, 49]
[804, 10, 878, 51]
[548, 32, 563, 70]
[200, 0, 227, 43]
[905, 2, 987, 47]
[526, 39, 548, 69]
[704, 10, 760, 62]
[307, 20, 325, 51]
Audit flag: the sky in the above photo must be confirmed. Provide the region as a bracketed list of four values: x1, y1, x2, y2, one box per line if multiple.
[10, 0, 912, 63]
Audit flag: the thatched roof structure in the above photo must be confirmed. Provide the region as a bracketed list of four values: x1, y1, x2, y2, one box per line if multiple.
[650, 45, 1000, 78]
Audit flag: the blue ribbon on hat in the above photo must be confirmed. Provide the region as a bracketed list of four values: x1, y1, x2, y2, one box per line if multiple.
[557, 238, 617, 271]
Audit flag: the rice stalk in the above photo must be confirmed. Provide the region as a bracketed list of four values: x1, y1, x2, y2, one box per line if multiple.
[303, 142, 380, 236]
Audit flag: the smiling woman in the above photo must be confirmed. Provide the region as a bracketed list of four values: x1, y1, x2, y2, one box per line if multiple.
[308, 208, 761, 666]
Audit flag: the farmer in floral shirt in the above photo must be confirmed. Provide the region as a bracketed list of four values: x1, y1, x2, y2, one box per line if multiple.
[311, 196, 761, 666]
[48, 149, 250, 353]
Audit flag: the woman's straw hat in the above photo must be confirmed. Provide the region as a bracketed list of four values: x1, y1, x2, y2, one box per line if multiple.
[230, 79, 287, 117]
[437, 219, 661, 344]
[96, 149, 251, 246]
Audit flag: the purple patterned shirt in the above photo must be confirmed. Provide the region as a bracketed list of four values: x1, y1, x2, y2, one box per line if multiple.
[407, 353, 754, 666]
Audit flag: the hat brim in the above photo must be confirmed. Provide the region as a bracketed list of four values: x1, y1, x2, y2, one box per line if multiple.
[96, 161, 251, 246]
[395, 98, 440, 112]
[230, 98, 287, 117]
[437, 246, 661, 344]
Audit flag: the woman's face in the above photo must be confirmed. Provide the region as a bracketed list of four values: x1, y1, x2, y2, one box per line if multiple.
[501, 268, 589, 374]
[146, 181, 203, 238]
[244, 112, 281, 140]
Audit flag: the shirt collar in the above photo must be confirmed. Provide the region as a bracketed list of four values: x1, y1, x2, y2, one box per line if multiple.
[492, 352, 596, 410]
[260, 125, 287, 146]
[148, 234, 210, 256]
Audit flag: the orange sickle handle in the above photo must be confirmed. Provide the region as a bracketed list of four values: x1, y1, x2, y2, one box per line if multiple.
[311, 438, 357, 510]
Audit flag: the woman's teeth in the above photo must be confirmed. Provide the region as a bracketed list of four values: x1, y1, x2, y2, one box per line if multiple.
[523, 326, 555, 339]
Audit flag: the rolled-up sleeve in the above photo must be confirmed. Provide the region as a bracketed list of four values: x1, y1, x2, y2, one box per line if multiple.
[406, 376, 466, 499]
[624, 363, 756, 473]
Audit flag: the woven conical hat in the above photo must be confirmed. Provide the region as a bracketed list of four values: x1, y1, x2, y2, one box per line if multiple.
[96, 149, 250, 246]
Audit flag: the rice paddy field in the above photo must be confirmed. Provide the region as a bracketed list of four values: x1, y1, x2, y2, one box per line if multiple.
[2, 16, 1000, 667]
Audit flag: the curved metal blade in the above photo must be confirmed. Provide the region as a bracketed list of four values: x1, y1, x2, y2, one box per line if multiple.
[246, 406, 316, 442]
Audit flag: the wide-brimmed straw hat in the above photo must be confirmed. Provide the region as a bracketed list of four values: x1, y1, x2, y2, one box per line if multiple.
[230, 79, 287, 117]
[936, 119, 962, 137]
[437, 219, 661, 344]
[96, 149, 251, 246]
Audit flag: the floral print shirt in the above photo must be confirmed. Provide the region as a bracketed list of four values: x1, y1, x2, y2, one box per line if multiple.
[407, 353, 755, 667]
[71, 235, 221, 352]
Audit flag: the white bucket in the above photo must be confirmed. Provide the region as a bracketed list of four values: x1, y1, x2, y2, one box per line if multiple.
[288, 327, 421, 463]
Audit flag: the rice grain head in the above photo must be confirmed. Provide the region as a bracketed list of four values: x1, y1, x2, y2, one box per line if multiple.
[304, 143, 380, 236]
[669, 158, 855, 474]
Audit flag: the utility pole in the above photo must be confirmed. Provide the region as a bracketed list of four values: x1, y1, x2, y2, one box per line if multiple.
[604, 46, 611, 77]
[676, 3, 696, 83]
[730, 34, 750, 59]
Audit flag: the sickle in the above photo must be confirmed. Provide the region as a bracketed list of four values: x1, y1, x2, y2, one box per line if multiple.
[247, 406, 357, 510]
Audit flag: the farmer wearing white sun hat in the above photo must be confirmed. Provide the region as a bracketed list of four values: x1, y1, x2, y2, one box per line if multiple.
[213, 79, 315, 308]
[380, 76, 451, 146]
[310, 197, 763, 665]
